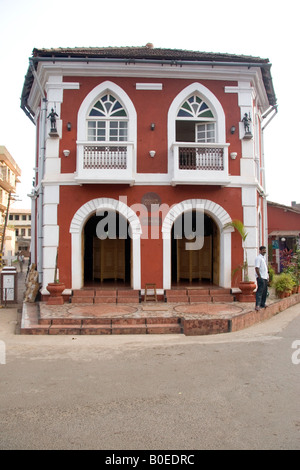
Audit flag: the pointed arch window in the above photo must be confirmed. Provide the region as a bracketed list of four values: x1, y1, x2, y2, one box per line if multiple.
[176, 94, 216, 143]
[87, 93, 128, 142]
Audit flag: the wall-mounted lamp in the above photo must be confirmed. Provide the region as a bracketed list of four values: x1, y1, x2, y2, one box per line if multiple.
[63, 150, 70, 157]
[67, 122, 72, 131]
[230, 125, 236, 134]
[230, 152, 237, 160]
[150, 123, 155, 131]
[149, 150, 156, 158]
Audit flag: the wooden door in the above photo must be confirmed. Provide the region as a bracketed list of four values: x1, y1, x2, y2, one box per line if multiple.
[199, 236, 212, 280]
[177, 236, 212, 282]
[93, 237, 125, 281]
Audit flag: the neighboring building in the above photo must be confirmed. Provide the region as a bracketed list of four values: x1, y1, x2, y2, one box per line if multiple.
[291, 201, 300, 211]
[8, 208, 31, 257]
[20, 45, 277, 297]
[267, 201, 300, 273]
[0, 146, 21, 262]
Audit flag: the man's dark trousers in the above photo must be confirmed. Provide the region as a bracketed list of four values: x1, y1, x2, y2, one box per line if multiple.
[256, 277, 268, 308]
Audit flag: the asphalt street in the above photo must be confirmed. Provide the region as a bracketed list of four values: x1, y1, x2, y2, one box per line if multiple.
[0, 301, 299, 450]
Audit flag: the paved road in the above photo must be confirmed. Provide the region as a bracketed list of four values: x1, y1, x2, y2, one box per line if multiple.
[0, 301, 299, 450]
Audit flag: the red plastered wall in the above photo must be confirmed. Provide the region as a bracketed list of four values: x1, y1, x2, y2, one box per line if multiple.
[57, 184, 243, 289]
[60, 77, 241, 176]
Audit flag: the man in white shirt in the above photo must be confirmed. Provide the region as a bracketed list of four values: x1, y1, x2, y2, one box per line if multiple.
[255, 246, 269, 311]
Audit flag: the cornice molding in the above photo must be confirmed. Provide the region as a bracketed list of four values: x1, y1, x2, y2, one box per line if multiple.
[28, 61, 268, 112]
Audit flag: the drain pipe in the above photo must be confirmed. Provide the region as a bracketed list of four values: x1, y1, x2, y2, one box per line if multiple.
[261, 105, 278, 252]
[262, 105, 278, 131]
[29, 59, 47, 284]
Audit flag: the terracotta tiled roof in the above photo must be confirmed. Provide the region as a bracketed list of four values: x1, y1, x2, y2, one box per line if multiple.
[32, 45, 270, 64]
[21, 45, 277, 119]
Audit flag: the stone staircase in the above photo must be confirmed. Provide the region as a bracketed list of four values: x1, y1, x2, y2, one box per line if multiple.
[164, 287, 234, 303]
[71, 288, 141, 304]
[71, 287, 234, 304]
[32, 316, 183, 335]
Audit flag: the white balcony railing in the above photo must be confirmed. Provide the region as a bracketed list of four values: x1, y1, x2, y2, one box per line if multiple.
[75, 142, 135, 184]
[171, 143, 230, 185]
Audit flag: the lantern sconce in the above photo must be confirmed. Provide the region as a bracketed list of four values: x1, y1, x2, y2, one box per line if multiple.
[230, 125, 236, 134]
[63, 150, 70, 157]
[149, 150, 156, 158]
[67, 122, 72, 131]
[150, 123, 155, 131]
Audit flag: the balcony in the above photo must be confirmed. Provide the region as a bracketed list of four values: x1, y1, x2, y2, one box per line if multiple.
[75, 142, 135, 184]
[171, 143, 230, 185]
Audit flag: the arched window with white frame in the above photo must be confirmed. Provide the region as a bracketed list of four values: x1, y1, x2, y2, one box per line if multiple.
[167, 82, 228, 183]
[76, 81, 137, 183]
[176, 93, 217, 143]
[87, 93, 128, 142]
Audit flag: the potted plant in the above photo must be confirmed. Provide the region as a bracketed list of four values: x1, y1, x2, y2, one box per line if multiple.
[281, 248, 300, 293]
[46, 250, 65, 304]
[224, 219, 256, 299]
[273, 273, 294, 298]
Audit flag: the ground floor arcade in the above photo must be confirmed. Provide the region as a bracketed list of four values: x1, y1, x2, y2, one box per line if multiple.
[35, 184, 264, 297]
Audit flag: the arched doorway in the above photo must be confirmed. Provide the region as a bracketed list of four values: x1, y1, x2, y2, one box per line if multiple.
[162, 199, 233, 289]
[171, 211, 220, 285]
[69, 197, 142, 290]
[83, 211, 131, 286]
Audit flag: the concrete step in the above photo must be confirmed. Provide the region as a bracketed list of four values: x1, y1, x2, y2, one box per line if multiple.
[71, 288, 141, 304]
[117, 290, 140, 303]
[111, 317, 147, 334]
[95, 289, 117, 296]
[210, 288, 232, 295]
[211, 295, 234, 302]
[165, 287, 234, 303]
[146, 317, 182, 334]
[189, 295, 212, 302]
[71, 296, 95, 303]
[165, 289, 188, 303]
[72, 289, 95, 304]
[27, 315, 183, 335]
[187, 289, 211, 303]
[94, 296, 117, 303]
[187, 289, 210, 296]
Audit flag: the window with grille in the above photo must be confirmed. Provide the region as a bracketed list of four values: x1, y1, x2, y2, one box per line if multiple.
[87, 94, 128, 142]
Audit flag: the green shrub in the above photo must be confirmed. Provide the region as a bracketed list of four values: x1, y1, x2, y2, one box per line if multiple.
[273, 273, 294, 296]
[268, 265, 275, 285]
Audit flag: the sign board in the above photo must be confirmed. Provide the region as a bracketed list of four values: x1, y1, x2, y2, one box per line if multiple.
[1, 266, 18, 304]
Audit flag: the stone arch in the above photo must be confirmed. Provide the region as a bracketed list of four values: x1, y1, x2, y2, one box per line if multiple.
[77, 80, 137, 142]
[70, 197, 142, 289]
[168, 82, 226, 142]
[162, 199, 233, 289]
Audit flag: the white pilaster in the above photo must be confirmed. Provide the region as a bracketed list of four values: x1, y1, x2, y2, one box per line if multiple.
[242, 186, 258, 281]
[42, 185, 60, 292]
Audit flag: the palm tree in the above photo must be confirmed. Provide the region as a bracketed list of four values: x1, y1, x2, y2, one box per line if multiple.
[224, 219, 249, 281]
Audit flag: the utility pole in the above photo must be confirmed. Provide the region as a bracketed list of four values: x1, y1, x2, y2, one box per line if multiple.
[0, 192, 20, 267]
[0, 191, 12, 262]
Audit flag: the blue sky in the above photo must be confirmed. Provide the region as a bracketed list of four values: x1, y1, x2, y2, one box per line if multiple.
[0, 0, 299, 208]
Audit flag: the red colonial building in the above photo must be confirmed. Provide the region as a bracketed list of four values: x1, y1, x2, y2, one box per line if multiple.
[21, 45, 277, 299]
[268, 201, 300, 273]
